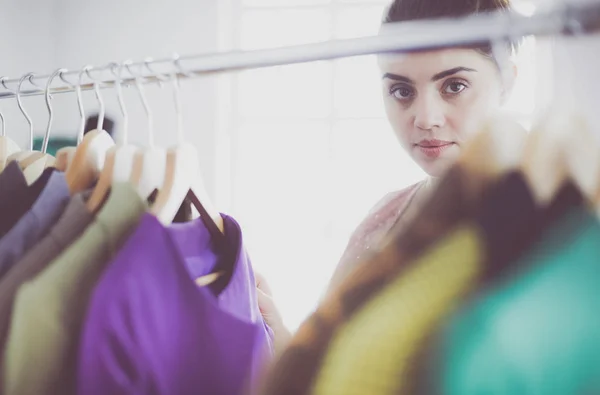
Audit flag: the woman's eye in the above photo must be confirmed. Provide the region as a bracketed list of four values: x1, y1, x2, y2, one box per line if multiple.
[391, 86, 414, 100]
[444, 81, 467, 95]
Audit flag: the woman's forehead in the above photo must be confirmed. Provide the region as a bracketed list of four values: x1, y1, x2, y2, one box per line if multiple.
[378, 48, 492, 77]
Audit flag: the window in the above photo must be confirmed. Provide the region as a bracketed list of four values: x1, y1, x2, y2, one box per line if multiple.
[220, 0, 538, 330]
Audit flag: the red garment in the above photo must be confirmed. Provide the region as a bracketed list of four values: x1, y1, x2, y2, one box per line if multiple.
[329, 181, 424, 291]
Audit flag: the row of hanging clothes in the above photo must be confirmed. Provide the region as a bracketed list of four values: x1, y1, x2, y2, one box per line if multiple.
[1, 3, 600, 394]
[0, 60, 275, 395]
[261, 106, 600, 395]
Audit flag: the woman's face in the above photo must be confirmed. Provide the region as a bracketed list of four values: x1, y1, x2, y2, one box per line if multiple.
[379, 48, 507, 177]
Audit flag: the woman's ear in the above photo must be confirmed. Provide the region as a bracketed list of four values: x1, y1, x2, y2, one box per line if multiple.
[500, 62, 518, 105]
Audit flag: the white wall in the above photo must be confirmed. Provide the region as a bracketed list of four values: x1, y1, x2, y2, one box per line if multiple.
[548, 0, 600, 143]
[0, 0, 56, 149]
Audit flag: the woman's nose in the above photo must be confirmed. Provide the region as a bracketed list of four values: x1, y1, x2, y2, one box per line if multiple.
[413, 94, 446, 131]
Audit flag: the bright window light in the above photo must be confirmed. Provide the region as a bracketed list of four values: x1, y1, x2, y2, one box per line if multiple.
[226, 1, 538, 330]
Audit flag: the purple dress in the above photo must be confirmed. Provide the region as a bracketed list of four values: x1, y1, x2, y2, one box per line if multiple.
[76, 213, 274, 395]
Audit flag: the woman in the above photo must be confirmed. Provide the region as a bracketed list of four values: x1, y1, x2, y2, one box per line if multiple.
[328, 0, 519, 290]
[259, 0, 518, 343]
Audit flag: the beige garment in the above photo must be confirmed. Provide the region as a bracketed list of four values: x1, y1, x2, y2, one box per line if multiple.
[328, 180, 425, 292]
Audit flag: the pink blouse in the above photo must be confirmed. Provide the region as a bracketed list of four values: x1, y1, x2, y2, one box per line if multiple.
[328, 181, 424, 291]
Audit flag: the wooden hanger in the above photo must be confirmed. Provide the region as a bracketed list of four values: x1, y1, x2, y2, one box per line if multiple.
[521, 104, 597, 206]
[148, 57, 224, 287]
[455, 113, 528, 197]
[151, 142, 224, 231]
[54, 70, 83, 172]
[558, 112, 599, 202]
[20, 69, 69, 182]
[65, 66, 115, 195]
[66, 129, 114, 194]
[129, 60, 168, 200]
[520, 107, 564, 206]
[149, 57, 224, 232]
[130, 147, 166, 199]
[54, 147, 76, 171]
[7, 73, 55, 184]
[459, 114, 528, 174]
[0, 78, 22, 172]
[553, 108, 600, 210]
[87, 63, 141, 212]
[0, 136, 21, 173]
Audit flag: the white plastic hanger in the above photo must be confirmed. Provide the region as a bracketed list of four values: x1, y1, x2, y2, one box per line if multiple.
[522, 103, 599, 207]
[458, 114, 528, 177]
[0, 77, 21, 172]
[65, 65, 115, 195]
[87, 62, 141, 212]
[150, 54, 223, 233]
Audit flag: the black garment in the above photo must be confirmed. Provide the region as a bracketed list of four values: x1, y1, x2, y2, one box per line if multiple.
[477, 171, 539, 283]
[0, 165, 53, 238]
[0, 162, 27, 212]
[146, 189, 193, 223]
[479, 174, 584, 285]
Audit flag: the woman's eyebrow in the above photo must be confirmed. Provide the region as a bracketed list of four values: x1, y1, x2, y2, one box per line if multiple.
[431, 67, 476, 81]
[382, 73, 414, 84]
[382, 67, 476, 83]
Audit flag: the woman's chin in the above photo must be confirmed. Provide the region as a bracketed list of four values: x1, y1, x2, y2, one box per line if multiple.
[416, 155, 457, 178]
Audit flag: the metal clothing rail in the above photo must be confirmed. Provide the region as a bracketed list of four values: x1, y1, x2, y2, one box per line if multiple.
[1, 1, 600, 100]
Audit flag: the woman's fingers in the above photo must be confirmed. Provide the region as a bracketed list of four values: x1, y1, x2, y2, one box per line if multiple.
[255, 271, 273, 296]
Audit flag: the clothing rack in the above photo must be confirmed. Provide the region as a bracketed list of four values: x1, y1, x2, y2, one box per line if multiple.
[1, 1, 600, 100]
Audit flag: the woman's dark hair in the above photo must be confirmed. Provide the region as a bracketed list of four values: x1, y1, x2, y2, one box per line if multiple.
[383, 0, 518, 58]
[384, 0, 511, 23]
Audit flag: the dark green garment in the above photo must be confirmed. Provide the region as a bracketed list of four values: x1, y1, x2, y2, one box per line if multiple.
[442, 207, 600, 395]
[32, 137, 77, 157]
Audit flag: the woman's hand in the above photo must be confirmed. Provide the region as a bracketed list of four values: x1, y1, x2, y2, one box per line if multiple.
[255, 272, 292, 353]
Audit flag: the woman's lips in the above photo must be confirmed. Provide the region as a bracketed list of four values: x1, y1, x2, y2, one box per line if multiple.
[414, 140, 455, 159]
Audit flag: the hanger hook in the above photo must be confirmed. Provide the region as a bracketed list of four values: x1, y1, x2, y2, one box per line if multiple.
[143, 57, 168, 86]
[145, 57, 183, 144]
[17, 73, 35, 151]
[84, 66, 105, 131]
[27, 74, 45, 92]
[124, 60, 154, 147]
[172, 54, 190, 143]
[59, 70, 85, 145]
[0, 77, 11, 91]
[43, 68, 67, 153]
[109, 62, 129, 144]
[0, 77, 7, 137]
[75, 66, 94, 143]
